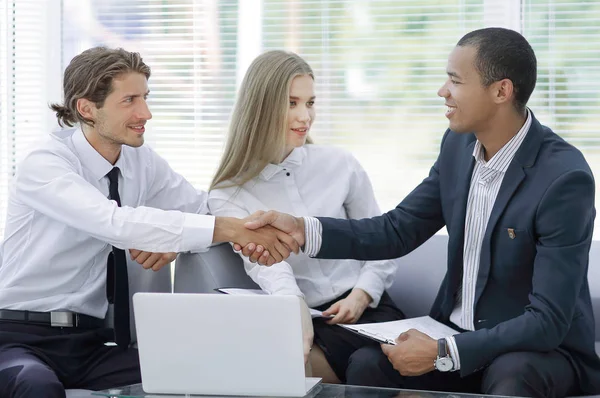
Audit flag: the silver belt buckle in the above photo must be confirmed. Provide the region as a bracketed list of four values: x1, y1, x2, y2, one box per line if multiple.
[50, 311, 74, 327]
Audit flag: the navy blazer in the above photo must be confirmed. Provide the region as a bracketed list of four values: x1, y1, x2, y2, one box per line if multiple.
[316, 113, 600, 394]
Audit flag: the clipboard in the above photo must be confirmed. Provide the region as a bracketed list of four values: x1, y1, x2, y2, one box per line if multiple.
[338, 325, 397, 345]
[338, 316, 459, 346]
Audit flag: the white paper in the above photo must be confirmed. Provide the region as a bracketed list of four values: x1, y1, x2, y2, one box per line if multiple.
[216, 288, 332, 319]
[217, 288, 266, 296]
[339, 316, 459, 344]
[308, 308, 332, 319]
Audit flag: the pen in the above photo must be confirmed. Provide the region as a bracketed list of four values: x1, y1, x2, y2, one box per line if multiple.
[358, 329, 397, 345]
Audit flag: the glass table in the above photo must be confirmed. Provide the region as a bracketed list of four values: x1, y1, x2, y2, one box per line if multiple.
[92, 383, 515, 398]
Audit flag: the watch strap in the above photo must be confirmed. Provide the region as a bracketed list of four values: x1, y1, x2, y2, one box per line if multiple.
[437, 338, 448, 358]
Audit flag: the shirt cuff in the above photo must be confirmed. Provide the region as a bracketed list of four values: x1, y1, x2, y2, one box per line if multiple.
[445, 335, 461, 371]
[268, 284, 305, 298]
[253, 263, 304, 298]
[302, 216, 322, 257]
[182, 214, 215, 253]
[353, 274, 384, 308]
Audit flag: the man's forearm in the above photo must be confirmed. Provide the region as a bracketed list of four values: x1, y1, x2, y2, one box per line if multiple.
[213, 216, 243, 244]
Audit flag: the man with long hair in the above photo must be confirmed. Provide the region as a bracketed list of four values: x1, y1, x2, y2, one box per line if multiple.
[0, 47, 297, 397]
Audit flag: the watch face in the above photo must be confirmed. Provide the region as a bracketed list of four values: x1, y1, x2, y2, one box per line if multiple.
[435, 357, 453, 372]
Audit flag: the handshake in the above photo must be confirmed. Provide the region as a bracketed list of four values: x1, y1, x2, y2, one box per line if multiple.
[214, 210, 307, 266]
[130, 210, 307, 272]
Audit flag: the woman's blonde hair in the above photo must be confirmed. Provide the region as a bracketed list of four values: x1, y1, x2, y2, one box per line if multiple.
[210, 50, 314, 190]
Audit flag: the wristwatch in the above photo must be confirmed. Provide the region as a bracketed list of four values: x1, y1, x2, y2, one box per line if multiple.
[434, 338, 454, 372]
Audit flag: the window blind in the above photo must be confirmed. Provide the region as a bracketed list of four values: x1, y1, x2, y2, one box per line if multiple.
[523, 0, 600, 189]
[1, 0, 600, 239]
[59, 0, 487, 215]
[0, 0, 61, 239]
[0, 0, 9, 237]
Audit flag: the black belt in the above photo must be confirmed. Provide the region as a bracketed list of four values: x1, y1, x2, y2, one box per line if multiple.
[0, 309, 104, 329]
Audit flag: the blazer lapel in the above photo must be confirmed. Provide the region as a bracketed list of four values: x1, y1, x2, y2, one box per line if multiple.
[474, 113, 545, 307]
[474, 164, 525, 304]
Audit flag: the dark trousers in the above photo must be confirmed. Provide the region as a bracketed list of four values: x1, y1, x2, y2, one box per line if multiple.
[0, 321, 140, 398]
[312, 291, 405, 382]
[346, 345, 579, 398]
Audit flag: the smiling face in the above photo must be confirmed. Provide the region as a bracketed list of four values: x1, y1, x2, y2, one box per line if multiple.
[437, 45, 497, 134]
[284, 74, 315, 157]
[92, 72, 152, 148]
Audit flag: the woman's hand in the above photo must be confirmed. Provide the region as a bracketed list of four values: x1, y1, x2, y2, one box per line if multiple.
[323, 288, 372, 324]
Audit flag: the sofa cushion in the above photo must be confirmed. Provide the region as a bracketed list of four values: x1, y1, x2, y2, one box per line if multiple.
[174, 243, 258, 293]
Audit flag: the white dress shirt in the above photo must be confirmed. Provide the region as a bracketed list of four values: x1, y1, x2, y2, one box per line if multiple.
[0, 127, 214, 318]
[303, 110, 532, 370]
[208, 145, 399, 308]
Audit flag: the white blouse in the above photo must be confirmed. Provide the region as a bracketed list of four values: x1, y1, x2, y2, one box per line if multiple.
[208, 145, 399, 308]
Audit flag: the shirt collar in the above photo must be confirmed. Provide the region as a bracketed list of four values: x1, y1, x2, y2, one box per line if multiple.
[259, 146, 307, 181]
[71, 127, 130, 180]
[472, 108, 532, 173]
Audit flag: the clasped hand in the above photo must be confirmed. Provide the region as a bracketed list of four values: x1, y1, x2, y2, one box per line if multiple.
[234, 210, 306, 265]
[129, 249, 176, 271]
[128, 210, 303, 270]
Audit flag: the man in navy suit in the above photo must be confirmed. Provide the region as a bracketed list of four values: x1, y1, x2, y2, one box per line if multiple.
[241, 28, 600, 397]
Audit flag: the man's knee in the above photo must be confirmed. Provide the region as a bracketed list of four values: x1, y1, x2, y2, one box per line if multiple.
[16, 372, 65, 398]
[346, 346, 396, 387]
[481, 352, 547, 397]
[0, 363, 65, 398]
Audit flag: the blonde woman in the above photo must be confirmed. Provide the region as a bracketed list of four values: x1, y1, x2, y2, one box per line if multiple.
[208, 50, 405, 383]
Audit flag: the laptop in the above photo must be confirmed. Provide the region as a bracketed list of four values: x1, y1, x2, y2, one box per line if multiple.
[133, 292, 321, 397]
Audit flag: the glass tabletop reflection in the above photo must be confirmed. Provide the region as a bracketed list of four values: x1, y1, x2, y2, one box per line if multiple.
[92, 382, 515, 398]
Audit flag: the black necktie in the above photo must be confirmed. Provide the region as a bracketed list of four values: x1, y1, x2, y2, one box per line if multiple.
[106, 167, 131, 349]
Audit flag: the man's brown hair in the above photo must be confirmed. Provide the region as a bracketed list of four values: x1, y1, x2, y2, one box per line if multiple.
[50, 47, 151, 127]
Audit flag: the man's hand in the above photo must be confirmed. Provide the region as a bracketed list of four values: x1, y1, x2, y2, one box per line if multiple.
[299, 299, 314, 365]
[244, 210, 306, 246]
[380, 329, 438, 376]
[323, 288, 372, 324]
[129, 249, 176, 272]
[239, 225, 299, 265]
[233, 211, 306, 264]
[213, 217, 300, 266]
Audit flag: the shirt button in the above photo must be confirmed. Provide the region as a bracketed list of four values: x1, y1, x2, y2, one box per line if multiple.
[286, 172, 290, 176]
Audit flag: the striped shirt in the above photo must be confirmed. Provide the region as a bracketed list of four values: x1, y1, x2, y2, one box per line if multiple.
[446, 109, 531, 370]
[303, 109, 532, 371]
